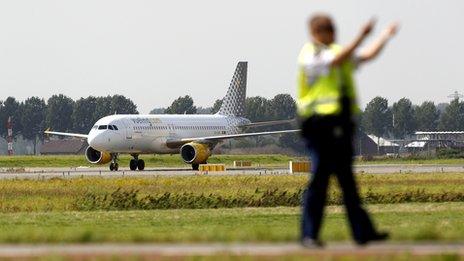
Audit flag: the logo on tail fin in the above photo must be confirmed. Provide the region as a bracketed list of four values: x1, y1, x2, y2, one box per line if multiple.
[217, 61, 247, 117]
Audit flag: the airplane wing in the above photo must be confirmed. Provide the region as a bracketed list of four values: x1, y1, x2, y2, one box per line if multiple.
[166, 129, 300, 148]
[44, 130, 88, 139]
[240, 119, 296, 128]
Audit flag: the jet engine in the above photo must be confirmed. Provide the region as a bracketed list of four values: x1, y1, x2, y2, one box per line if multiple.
[180, 142, 211, 164]
[85, 146, 112, 164]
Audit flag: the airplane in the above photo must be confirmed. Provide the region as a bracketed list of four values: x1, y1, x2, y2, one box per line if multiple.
[45, 62, 300, 171]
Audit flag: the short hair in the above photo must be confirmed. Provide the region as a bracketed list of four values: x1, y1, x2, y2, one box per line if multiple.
[308, 13, 334, 33]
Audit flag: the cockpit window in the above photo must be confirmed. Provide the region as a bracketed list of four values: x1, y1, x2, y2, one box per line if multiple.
[95, 125, 118, 130]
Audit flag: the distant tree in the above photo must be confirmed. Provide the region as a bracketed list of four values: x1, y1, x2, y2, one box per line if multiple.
[245, 96, 271, 122]
[211, 99, 223, 114]
[93, 96, 113, 119]
[414, 101, 439, 131]
[269, 94, 296, 120]
[357, 110, 365, 132]
[362, 96, 392, 153]
[244, 96, 272, 147]
[0, 100, 6, 138]
[165, 95, 197, 114]
[278, 133, 306, 154]
[196, 107, 212, 114]
[110, 95, 138, 114]
[72, 96, 98, 133]
[0, 97, 23, 138]
[436, 103, 449, 114]
[150, 108, 166, 114]
[91, 95, 139, 121]
[46, 94, 74, 132]
[267, 94, 299, 151]
[21, 97, 47, 154]
[391, 98, 416, 139]
[438, 98, 464, 131]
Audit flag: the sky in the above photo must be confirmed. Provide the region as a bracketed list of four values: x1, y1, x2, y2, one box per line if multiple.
[0, 0, 462, 113]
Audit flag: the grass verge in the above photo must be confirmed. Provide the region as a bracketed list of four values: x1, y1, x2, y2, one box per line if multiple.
[1, 203, 464, 243]
[2, 173, 464, 211]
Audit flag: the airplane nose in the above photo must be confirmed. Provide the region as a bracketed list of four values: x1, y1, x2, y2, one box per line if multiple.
[88, 133, 105, 149]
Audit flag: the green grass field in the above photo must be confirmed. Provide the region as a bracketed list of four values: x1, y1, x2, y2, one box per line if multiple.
[0, 171, 464, 248]
[1, 203, 464, 243]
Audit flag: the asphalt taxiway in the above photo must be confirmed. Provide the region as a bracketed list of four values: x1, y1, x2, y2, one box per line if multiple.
[0, 163, 463, 179]
[0, 243, 462, 258]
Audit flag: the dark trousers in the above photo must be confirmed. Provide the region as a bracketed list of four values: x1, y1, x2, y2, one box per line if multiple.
[300, 115, 376, 242]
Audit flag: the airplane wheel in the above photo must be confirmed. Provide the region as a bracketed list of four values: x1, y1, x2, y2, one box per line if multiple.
[114, 163, 119, 171]
[192, 163, 199, 171]
[109, 163, 114, 171]
[137, 159, 145, 171]
[130, 159, 137, 171]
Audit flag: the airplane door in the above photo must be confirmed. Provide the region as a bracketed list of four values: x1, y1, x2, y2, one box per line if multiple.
[121, 119, 135, 151]
[124, 119, 134, 140]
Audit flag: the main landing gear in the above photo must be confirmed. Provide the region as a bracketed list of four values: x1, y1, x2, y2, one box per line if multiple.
[129, 154, 145, 171]
[192, 163, 199, 171]
[109, 153, 119, 171]
[191, 162, 206, 171]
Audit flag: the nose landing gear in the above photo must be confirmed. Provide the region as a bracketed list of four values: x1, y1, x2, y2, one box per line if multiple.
[129, 154, 145, 171]
[109, 153, 119, 171]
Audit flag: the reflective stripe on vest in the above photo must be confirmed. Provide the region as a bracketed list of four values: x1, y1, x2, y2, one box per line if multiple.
[296, 43, 358, 118]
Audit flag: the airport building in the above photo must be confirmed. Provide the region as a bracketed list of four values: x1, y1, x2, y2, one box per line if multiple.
[405, 131, 464, 152]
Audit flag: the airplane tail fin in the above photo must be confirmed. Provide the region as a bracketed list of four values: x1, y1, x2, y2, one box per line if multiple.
[216, 61, 247, 117]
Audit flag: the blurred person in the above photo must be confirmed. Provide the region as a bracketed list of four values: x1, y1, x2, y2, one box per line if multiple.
[297, 14, 398, 247]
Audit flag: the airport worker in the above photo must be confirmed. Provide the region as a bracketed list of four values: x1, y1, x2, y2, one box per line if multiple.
[297, 14, 398, 247]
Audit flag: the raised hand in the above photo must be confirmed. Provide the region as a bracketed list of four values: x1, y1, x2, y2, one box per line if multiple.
[382, 22, 400, 38]
[360, 18, 377, 38]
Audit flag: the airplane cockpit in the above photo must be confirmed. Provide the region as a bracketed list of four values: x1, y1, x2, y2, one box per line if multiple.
[92, 125, 119, 131]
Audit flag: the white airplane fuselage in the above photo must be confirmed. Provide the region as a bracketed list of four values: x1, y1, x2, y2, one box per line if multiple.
[88, 114, 249, 154]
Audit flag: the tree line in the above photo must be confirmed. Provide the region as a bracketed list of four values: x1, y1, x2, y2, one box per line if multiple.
[155, 95, 464, 141]
[361, 96, 461, 139]
[1, 93, 460, 151]
[149, 94, 297, 122]
[0, 95, 138, 152]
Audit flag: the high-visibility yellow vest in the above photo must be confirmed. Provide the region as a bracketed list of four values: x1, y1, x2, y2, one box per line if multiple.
[297, 43, 359, 118]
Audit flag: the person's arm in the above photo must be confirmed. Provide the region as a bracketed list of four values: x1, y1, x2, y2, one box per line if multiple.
[331, 19, 376, 67]
[358, 22, 399, 62]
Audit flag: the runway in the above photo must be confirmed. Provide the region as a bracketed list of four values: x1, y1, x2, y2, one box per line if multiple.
[0, 243, 462, 258]
[0, 164, 463, 179]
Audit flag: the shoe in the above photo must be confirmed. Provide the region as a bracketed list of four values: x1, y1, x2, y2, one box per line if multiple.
[301, 237, 325, 248]
[355, 231, 389, 246]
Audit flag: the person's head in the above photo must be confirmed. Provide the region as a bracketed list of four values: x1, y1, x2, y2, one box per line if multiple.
[308, 14, 336, 45]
